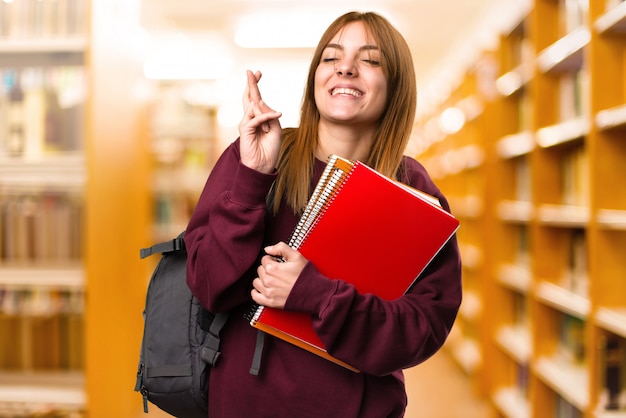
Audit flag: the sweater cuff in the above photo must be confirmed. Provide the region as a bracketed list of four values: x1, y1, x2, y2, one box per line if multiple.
[228, 162, 277, 207]
[285, 262, 337, 315]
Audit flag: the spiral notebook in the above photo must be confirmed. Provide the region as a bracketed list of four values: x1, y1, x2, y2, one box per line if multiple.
[249, 155, 460, 372]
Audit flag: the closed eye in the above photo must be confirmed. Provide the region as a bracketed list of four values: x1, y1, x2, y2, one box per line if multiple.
[363, 59, 380, 66]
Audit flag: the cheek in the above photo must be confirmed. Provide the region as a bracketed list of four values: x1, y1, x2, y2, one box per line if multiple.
[373, 80, 389, 111]
[313, 68, 329, 104]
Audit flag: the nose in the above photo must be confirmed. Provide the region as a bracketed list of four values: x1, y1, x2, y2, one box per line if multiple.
[335, 59, 357, 77]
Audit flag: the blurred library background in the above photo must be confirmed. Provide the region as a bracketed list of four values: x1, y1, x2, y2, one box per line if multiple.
[1, 0, 626, 417]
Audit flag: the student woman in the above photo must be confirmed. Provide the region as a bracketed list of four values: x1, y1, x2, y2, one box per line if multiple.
[184, 11, 462, 418]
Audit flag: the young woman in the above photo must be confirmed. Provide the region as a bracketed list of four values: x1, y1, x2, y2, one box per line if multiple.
[184, 11, 462, 417]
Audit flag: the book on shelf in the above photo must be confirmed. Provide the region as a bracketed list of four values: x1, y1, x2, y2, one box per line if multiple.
[559, 313, 585, 364]
[0, 67, 85, 158]
[248, 155, 460, 371]
[0, 192, 83, 263]
[0, 286, 85, 370]
[514, 156, 531, 202]
[564, 228, 588, 297]
[513, 292, 529, 329]
[517, 89, 532, 132]
[517, 362, 530, 397]
[560, 0, 588, 35]
[559, 144, 589, 209]
[556, 394, 583, 418]
[0, 0, 87, 39]
[515, 224, 530, 269]
[600, 334, 626, 411]
[558, 70, 588, 125]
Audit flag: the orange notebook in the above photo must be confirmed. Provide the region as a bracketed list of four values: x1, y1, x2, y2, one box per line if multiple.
[249, 155, 460, 372]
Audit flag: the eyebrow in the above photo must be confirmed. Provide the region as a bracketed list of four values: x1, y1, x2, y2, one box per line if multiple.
[325, 43, 380, 52]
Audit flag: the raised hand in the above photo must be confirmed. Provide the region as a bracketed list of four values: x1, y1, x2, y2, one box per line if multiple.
[239, 70, 283, 174]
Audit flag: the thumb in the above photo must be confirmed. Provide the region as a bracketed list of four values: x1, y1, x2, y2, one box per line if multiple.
[264, 242, 291, 260]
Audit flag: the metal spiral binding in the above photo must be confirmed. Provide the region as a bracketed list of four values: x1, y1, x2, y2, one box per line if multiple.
[288, 155, 339, 247]
[289, 155, 354, 249]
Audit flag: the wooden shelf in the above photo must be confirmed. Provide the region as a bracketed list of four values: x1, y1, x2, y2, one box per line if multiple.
[536, 116, 589, 148]
[459, 290, 482, 322]
[0, 154, 86, 191]
[495, 325, 532, 363]
[0, 266, 84, 290]
[496, 63, 533, 97]
[496, 132, 535, 159]
[449, 195, 483, 219]
[451, 338, 482, 375]
[594, 2, 626, 34]
[0, 37, 87, 53]
[537, 204, 590, 227]
[535, 281, 590, 319]
[497, 264, 532, 293]
[594, 411, 626, 418]
[595, 307, 626, 338]
[596, 104, 626, 131]
[459, 243, 483, 270]
[497, 200, 534, 223]
[534, 356, 589, 411]
[0, 372, 85, 413]
[596, 209, 626, 230]
[536, 27, 590, 73]
[492, 387, 531, 418]
[0, 38, 86, 66]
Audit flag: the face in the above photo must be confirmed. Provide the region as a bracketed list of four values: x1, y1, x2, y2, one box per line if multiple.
[314, 21, 388, 128]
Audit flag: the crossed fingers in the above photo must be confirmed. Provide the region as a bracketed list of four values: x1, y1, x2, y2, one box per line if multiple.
[243, 70, 272, 132]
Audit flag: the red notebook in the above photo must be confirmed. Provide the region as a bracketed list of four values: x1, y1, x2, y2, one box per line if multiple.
[249, 155, 460, 372]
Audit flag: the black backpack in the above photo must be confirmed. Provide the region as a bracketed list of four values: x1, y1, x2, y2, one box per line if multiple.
[134, 232, 229, 417]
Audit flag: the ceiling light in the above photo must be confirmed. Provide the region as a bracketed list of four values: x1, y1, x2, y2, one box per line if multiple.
[234, 12, 332, 48]
[439, 107, 465, 134]
[143, 34, 233, 80]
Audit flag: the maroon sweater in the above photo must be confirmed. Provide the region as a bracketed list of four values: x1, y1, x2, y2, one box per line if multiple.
[185, 139, 462, 417]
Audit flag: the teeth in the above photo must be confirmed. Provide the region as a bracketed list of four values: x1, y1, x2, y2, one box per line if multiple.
[332, 88, 362, 97]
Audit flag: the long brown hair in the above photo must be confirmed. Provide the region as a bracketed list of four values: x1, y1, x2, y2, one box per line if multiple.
[272, 11, 417, 214]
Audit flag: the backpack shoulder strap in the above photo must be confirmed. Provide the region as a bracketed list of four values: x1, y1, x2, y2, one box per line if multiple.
[200, 311, 229, 366]
[140, 235, 186, 259]
[249, 330, 265, 376]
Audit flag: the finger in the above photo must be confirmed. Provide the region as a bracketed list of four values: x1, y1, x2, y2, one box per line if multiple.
[245, 110, 283, 131]
[252, 277, 265, 293]
[258, 99, 278, 114]
[251, 287, 267, 305]
[247, 70, 263, 103]
[251, 286, 263, 303]
[243, 101, 255, 120]
[264, 242, 290, 261]
[242, 70, 260, 107]
[242, 71, 251, 106]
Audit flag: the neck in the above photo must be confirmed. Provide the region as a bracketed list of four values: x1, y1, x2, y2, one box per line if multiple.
[316, 122, 374, 162]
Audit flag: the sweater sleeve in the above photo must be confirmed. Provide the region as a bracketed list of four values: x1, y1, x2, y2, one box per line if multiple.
[184, 139, 277, 312]
[283, 157, 462, 376]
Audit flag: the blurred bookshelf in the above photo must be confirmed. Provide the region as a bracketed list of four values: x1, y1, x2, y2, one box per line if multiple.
[413, 0, 626, 416]
[0, 1, 88, 415]
[148, 83, 219, 242]
[1, 1, 151, 417]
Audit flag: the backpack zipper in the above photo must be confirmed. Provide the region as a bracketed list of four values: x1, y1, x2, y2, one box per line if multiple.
[135, 363, 149, 412]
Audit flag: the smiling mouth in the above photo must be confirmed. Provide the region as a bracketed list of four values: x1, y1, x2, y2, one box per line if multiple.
[331, 87, 363, 97]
